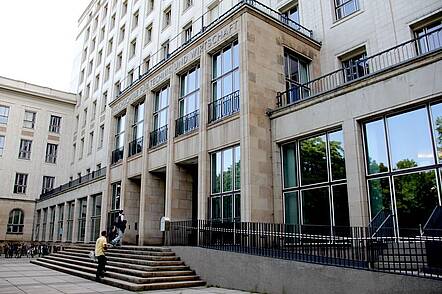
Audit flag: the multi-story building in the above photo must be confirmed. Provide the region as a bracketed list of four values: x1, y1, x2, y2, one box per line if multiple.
[0, 76, 76, 243]
[35, 0, 442, 245]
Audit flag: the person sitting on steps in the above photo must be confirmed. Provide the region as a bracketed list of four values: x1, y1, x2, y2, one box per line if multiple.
[110, 210, 126, 246]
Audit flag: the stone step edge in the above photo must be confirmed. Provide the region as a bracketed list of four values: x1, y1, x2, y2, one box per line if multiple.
[55, 251, 185, 266]
[68, 245, 172, 252]
[64, 247, 176, 256]
[31, 260, 206, 291]
[62, 248, 179, 260]
[42, 255, 196, 278]
[51, 252, 191, 271]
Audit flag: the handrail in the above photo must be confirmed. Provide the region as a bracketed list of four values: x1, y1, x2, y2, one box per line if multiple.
[276, 27, 442, 108]
[116, 0, 315, 100]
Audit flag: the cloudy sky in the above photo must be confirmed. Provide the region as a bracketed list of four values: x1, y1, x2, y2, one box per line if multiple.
[0, 0, 90, 92]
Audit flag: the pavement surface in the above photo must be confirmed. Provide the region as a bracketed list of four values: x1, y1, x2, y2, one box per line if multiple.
[0, 257, 252, 294]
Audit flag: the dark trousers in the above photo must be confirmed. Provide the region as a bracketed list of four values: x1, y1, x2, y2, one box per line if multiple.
[96, 255, 107, 279]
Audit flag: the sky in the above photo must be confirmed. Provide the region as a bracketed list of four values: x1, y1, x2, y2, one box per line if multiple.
[0, 0, 90, 93]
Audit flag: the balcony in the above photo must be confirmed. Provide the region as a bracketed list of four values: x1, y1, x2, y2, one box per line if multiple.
[128, 137, 143, 157]
[111, 147, 124, 164]
[275, 27, 442, 109]
[39, 167, 106, 201]
[175, 110, 199, 137]
[208, 90, 240, 123]
[150, 125, 168, 148]
[115, 0, 315, 100]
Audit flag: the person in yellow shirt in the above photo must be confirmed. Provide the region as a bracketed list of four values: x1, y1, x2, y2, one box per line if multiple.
[95, 230, 108, 281]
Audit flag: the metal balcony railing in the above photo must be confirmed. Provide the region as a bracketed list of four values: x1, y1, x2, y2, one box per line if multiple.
[115, 0, 314, 100]
[128, 137, 143, 157]
[208, 90, 240, 123]
[150, 125, 168, 148]
[276, 27, 442, 108]
[38, 167, 106, 201]
[175, 110, 199, 137]
[111, 146, 124, 164]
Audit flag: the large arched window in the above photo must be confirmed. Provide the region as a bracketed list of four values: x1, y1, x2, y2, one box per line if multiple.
[7, 209, 24, 234]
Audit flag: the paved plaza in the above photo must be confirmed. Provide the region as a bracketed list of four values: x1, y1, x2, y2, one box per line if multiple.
[0, 258, 251, 294]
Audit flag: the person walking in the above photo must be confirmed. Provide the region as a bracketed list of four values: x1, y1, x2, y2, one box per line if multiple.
[95, 230, 108, 281]
[110, 210, 126, 246]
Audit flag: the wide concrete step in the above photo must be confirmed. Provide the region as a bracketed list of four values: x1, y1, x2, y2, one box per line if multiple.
[42, 255, 195, 278]
[35, 257, 200, 284]
[52, 253, 191, 272]
[66, 246, 176, 256]
[70, 244, 172, 252]
[64, 248, 180, 261]
[31, 260, 206, 291]
[56, 251, 185, 266]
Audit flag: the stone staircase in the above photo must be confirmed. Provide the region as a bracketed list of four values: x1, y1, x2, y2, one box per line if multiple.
[30, 244, 206, 291]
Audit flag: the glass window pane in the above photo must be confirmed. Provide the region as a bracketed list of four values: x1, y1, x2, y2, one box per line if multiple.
[368, 177, 391, 219]
[284, 192, 299, 225]
[222, 74, 232, 97]
[223, 195, 233, 221]
[393, 170, 439, 236]
[234, 146, 240, 190]
[364, 119, 389, 174]
[387, 108, 434, 170]
[222, 47, 232, 73]
[302, 187, 330, 226]
[329, 130, 346, 180]
[332, 184, 349, 226]
[212, 153, 221, 193]
[223, 149, 233, 192]
[213, 53, 221, 78]
[431, 102, 442, 162]
[211, 197, 221, 220]
[234, 194, 240, 219]
[282, 143, 297, 188]
[232, 42, 239, 68]
[300, 135, 328, 185]
[233, 70, 240, 92]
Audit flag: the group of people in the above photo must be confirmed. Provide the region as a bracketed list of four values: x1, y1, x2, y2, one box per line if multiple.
[95, 209, 126, 281]
[2, 243, 51, 258]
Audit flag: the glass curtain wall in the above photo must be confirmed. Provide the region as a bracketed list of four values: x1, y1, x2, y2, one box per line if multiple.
[77, 198, 87, 242]
[66, 202, 74, 241]
[281, 129, 348, 235]
[210, 146, 240, 222]
[177, 66, 200, 135]
[57, 204, 64, 241]
[363, 103, 442, 236]
[48, 206, 55, 241]
[90, 194, 102, 241]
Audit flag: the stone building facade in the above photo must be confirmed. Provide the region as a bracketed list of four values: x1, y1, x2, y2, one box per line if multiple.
[34, 0, 442, 244]
[0, 76, 76, 243]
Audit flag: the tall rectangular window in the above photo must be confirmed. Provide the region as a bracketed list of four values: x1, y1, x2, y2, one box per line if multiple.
[151, 86, 168, 147]
[183, 23, 192, 44]
[163, 6, 171, 29]
[92, 100, 97, 121]
[162, 41, 169, 60]
[23, 111, 36, 129]
[98, 124, 105, 149]
[281, 5, 300, 30]
[18, 139, 32, 160]
[0, 105, 10, 124]
[42, 208, 47, 240]
[105, 64, 111, 81]
[116, 52, 123, 70]
[102, 92, 108, 112]
[283, 49, 310, 104]
[0, 135, 4, 157]
[90, 194, 102, 241]
[45, 143, 58, 163]
[110, 13, 116, 30]
[129, 102, 144, 156]
[79, 138, 84, 159]
[83, 108, 88, 127]
[66, 201, 74, 241]
[94, 74, 100, 91]
[281, 129, 348, 232]
[49, 115, 62, 133]
[414, 19, 442, 54]
[210, 41, 240, 122]
[112, 114, 125, 163]
[183, 0, 193, 11]
[211, 146, 241, 221]
[132, 10, 139, 30]
[77, 198, 87, 242]
[340, 48, 368, 82]
[57, 204, 64, 241]
[14, 173, 28, 194]
[143, 56, 150, 74]
[107, 38, 113, 56]
[130, 38, 137, 58]
[111, 182, 121, 210]
[119, 25, 125, 44]
[88, 132, 94, 154]
[121, 1, 128, 16]
[177, 66, 199, 136]
[42, 176, 55, 194]
[334, 0, 359, 21]
[144, 24, 152, 45]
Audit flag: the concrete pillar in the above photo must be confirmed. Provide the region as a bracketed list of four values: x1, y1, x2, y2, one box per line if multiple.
[85, 195, 93, 243]
[72, 199, 79, 243]
[62, 202, 69, 243]
[53, 205, 60, 242]
[38, 209, 44, 241]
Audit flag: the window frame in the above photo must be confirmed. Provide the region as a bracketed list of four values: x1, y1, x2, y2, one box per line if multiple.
[23, 110, 36, 129]
[7, 209, 24, 234]
[0, 105, 10, 124]
[18, 139, 32, 160]
[49, 115, 62, 133]
[45, 143, 58, 164]
[14, 173, 28, 194]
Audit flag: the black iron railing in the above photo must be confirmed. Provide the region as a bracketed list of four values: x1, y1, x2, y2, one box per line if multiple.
[116, 0, 314, 100]
[169, 220, 442, 279]
[208, 90, 240, 123]
[150, 125, 168, 148]
[111, 147, 124, 164]
[176, 110, 199, 137]
[39, 167, 106, 201]
[128, 137, 143, 157]
[276, 27, 442, 108]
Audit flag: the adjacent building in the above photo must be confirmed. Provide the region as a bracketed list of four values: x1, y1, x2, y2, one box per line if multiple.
[0, 76, 76, 243]
[34, 0, 442, 245]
